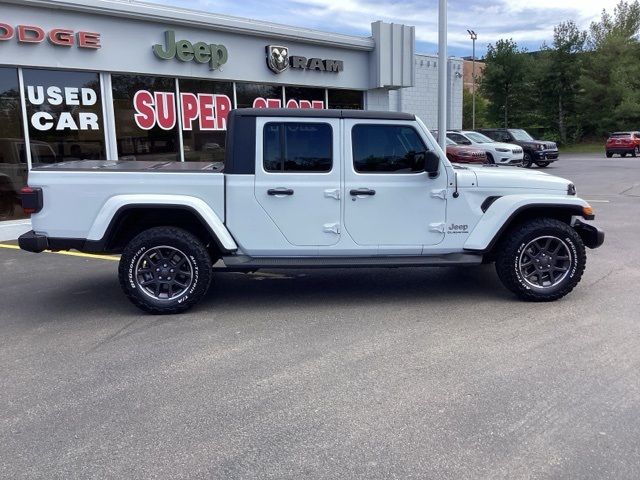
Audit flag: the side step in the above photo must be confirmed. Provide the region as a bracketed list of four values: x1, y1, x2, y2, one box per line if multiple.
[221, 253, 483, 269]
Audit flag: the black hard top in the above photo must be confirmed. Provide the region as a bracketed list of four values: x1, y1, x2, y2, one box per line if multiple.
[229, 108, 415, 121]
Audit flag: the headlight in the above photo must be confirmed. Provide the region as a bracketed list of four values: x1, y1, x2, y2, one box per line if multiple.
[495, 148, 510, 152]
[538, 144, 545, 150]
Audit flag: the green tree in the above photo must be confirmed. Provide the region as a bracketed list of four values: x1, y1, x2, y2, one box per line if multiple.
[536, 22, 587, 143]
[462, 88, 489, 129]
[480, 39, 532, 127]
[579, 1, 640, 136]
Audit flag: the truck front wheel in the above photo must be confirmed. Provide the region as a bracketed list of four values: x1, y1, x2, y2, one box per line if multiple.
[118, 227, 213, 314]
[495, 218, 586, 301]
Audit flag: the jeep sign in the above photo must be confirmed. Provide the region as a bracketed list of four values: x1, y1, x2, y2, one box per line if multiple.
[153, 30, 228, 71]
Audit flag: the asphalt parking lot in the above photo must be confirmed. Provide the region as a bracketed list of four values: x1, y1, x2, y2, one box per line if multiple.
[1, 153, 639, 479]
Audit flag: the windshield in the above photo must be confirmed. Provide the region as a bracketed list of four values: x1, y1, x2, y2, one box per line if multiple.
[508, 129, 534, 141]
[610, 132, 631, 138]
[465, 132, 494, 143]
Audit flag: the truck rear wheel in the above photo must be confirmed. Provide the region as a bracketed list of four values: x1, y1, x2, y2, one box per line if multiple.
[118, 227, 212, 314]
[495, 218, 586, 301]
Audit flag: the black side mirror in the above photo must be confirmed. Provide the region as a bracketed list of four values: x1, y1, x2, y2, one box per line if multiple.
[424, 150, 440, 176]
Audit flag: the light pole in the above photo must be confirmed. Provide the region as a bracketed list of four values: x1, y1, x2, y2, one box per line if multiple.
[467, 29, 477, 130]
[437, 0, 447, 150]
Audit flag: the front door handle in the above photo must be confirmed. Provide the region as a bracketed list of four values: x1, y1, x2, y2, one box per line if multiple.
[350, 188, 376, 196]
[267, 188, 294, 196]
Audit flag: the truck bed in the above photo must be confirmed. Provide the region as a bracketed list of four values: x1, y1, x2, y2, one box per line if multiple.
[28, 160, 226, 240]
[33, 160, 224, 173]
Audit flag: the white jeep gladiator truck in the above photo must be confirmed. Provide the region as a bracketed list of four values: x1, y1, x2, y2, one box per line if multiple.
[19, 109, 604, 314]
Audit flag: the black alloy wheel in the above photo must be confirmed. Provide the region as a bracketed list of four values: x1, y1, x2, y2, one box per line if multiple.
[522, 152, 533, 168]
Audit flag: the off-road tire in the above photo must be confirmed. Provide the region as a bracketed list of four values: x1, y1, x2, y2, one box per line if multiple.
[495, 218, 586, 302]
[522, 152, 533, 168]
[535, 161, 550, 167]
[118, 227, 212, 314]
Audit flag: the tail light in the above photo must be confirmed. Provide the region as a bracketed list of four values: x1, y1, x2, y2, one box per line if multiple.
[20, 186, 43, 214]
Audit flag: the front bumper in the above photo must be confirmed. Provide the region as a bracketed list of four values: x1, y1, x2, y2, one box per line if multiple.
[536, 150, 559, 161]
[573, 219, 605, 249]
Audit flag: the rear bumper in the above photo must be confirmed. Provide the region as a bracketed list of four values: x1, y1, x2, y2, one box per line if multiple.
[18, 230, 49, 253]
[573, 219, 605, 249]
[19, 231, 87, 253]
[606, 147, 634, 154]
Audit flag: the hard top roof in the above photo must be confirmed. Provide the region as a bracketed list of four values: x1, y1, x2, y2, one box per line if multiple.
[229, 108, 415, 121]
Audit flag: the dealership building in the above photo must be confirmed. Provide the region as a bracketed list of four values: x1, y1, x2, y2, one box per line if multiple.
[0, 0, 463, 230]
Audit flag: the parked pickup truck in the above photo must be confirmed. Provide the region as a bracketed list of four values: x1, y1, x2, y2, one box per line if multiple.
[19, 109, 604, 314]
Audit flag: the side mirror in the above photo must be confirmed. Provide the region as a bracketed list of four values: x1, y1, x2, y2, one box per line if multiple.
[424, 150, 440, 176]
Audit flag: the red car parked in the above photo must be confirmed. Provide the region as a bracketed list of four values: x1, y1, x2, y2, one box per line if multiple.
[445, 138, 488, 164]
[605, 132, 640, 157]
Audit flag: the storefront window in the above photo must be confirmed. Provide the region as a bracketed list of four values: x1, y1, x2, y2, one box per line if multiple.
[22, 68, 105, 163]
[284, 86, 325, 109]
[0, 67, 26, 221]
[328, 89, 364, 110]
[236, 83, 283, 109]
[178, 79, 233, 166]
[112, 75, 179, 161]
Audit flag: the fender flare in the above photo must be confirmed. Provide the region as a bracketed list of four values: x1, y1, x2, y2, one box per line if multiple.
[464, 195, 591, 252]
[86, 194, 238, 252]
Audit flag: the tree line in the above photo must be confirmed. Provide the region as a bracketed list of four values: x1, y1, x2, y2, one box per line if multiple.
[465, 0, 640, 144]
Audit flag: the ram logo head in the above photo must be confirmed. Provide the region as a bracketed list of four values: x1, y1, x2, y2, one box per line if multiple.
[266, 45, 289, 74]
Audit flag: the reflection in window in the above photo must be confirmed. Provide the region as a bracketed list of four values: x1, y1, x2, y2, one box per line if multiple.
[112, 74, 179, 161]
[0, 67, 27, 220]
[328, 89, 363, 110]
[236, 83, 282, 109]
[352, 124, 427, 173]
[284, 86, 325, 109]
[22, 68, 105, 164]
[179, 79, 233, 167]
[263, 122, 332, 172]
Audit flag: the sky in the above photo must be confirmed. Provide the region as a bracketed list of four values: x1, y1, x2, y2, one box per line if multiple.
[143, 0, 621, 57]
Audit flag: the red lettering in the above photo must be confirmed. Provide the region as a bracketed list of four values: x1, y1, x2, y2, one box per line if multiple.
[252, 97, 267, 109]
[77, 31, 101, 49]
[48, 29, 74, 46]
[311, 100, 324, 109]
[180, 93, 198, 130]
[286, 99, 299, 109]
[133, 90, 155, 130]
[0, 23, 14, 41]
[267, 98, 282, 108]
[199, 94, 215, 130]
[299, 100, 312, 109]
[214, 95, 231, 130]
[17, 25, 45, 43]
[155, 92, 176, 130]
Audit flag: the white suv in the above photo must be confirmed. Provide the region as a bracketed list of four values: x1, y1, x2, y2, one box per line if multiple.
[447, 131, 523, 166]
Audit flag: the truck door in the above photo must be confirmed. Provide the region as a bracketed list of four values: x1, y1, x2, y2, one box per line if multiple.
[343, 120, 447, 250]
[254, 118, 341, 246]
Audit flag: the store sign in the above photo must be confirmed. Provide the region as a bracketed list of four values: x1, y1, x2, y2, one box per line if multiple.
[153, 30, 228, 71]
[133, 91, 232, 131]
[253, 97, 324, 109]
[27, 85, 100, 131]
[265, 45, 344, 74]
[0, 23, 100, 48]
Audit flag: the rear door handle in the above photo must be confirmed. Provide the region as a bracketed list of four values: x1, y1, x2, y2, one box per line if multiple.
[350, 188, 376, 196]
[267, 188, 294, 196]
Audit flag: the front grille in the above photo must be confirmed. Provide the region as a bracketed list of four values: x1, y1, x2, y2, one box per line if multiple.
[512, 148, 523, 154]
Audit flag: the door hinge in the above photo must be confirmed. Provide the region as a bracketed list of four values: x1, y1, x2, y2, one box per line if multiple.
[324, 189, 340, 200]
[431, 188, 447, 200]
[323, 223, 341, 234]
[429, 222, 446, 234]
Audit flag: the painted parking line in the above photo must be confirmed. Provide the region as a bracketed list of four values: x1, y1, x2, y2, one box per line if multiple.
[585, 200, 611, 203]
[0, 243, 119, 262]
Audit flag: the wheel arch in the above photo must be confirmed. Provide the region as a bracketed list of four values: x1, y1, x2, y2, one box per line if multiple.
[465, 197, 592, 255]
[86, 200, 237, 255]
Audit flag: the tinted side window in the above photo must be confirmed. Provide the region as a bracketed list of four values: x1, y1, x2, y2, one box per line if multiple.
[263, 122, 332, 172]
[482, 131, 500, 141]
[352, 124, 427, 173]
[448, 133, 468, 144]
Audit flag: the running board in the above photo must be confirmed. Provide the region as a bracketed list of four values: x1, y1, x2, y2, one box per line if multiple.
[221, 253, 483, 269]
